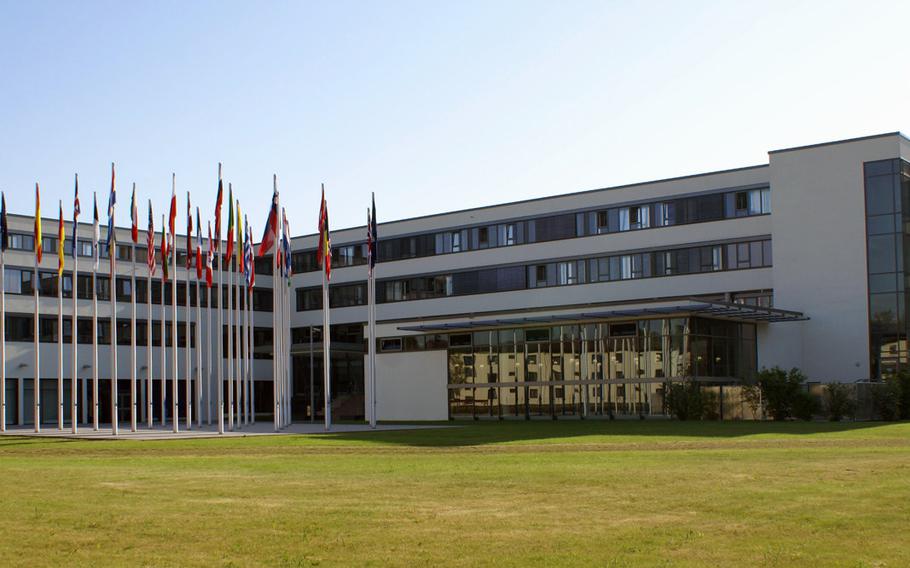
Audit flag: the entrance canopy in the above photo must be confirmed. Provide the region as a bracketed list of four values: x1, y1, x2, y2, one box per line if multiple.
[398, 298, 808, 333]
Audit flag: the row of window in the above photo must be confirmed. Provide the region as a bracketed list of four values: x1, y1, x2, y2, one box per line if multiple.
[2, 313, 274, 359]
[288, 187, 771, 273]
[295, 238, 772, 310]
[0, 268, 273, 311]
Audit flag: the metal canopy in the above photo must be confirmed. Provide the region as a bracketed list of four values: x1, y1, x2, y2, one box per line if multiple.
[397, 299, 808, 332]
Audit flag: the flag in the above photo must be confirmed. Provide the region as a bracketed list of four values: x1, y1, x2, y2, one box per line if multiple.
[57, 201, 65, 276]
[35, 183, 42, 262]
[160, 218, 169, 282]
[214, 178, 223, 252]
[235, 199, 243, 272]
[226, 186, 234, 265]
[186, 192, 193, 270]
[258, 187, 279, 257]
[317, 186, 331, 280]
[92, 193, 100, 270]
[130, 183, 138, 244]
[105, 165, 117, 258]
[243, 218, 255, 288]
[281, 207, 291, 284]
[0, 192, 8, 252]
[72, 174, 81, 257]
[147, 201, 156, 276]
[205, 221, 214, 287]
[195, 208, 203, 280]
[168, 186, 177, 240]
[369, 192, 378, 273]
[367, 208, 373, 276]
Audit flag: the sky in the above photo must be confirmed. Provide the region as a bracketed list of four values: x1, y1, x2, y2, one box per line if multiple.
[1, 0, 909, 237]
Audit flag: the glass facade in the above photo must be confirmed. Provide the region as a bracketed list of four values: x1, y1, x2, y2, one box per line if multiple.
[864, 159, 910, 379]
[444, 317, 756, 419]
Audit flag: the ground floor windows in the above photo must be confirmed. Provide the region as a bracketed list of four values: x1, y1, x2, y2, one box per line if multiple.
[445, 317, 756, 419]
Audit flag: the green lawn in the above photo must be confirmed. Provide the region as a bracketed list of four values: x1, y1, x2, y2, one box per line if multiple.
[1, 421, 908, 567]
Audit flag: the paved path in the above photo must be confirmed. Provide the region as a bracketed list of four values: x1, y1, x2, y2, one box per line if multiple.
[0, 422, 450, 441]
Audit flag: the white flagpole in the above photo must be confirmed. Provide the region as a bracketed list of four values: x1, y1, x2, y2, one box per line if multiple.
[33, 238, 40, 433]
[171, 175, 179, 434]
[286, 277, 292, 426]
[110, 230, 119, 436]
[160, 214, 166, 427]
[130, 209, 137, 433]
[322, 267, 331, 430]
[233, 253, 243, 427]
[246, 285, 252, 424]
[227, 226, 234, 430]
[185, 233, 192, 431]
[57, 203, 64, 431]
[196, 272, 202, 428]
[217, 218, 224, 435]
[207, 278, 212, 426]
[0, 239, 5, 432]
[71, 202, 79, 434]
[92, 198, 99, 431]
[146, 242, 153, 428]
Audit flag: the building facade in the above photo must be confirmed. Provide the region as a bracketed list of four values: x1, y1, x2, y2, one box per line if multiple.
[2, 132, 909, 426]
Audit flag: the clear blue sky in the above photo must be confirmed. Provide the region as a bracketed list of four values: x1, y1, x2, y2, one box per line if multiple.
[1, 0, 909, 236]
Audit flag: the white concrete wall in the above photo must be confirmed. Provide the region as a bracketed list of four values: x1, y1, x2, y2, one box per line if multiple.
[371, 350, 448, 421]
[763, 134, 904, 381]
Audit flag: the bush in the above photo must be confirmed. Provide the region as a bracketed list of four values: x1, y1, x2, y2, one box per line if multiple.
[756, 367, 815, 421]
[824, 383, 856, 422]
[897, 371, 910, 420]
[869, 380, 901, 421]
[664, 381, 714, 421]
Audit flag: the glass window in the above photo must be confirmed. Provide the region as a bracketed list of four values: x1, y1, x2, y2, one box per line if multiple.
[868, 234, 897, 274]
[866, 175, 896, 215]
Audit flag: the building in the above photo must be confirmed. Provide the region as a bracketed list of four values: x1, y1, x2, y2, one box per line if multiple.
[1, 132, 909, 426]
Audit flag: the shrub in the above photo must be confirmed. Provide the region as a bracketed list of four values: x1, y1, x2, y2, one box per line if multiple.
[665, 381, 713, 421]
[869, 380, 901, 421]
[823, 383, 856, 422]
[756, 367, 815, 421]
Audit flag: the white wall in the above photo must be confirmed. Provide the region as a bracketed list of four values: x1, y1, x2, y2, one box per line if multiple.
[371, 350, 448, 421]
[763, 134, 904, 381]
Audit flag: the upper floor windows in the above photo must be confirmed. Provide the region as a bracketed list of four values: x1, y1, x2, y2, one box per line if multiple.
[291, 185, 771, 274]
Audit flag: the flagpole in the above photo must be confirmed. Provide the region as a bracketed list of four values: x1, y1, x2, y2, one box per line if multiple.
[160, 214, 166, 427]
[92, 192, 99, 431]
[195, 267, 202, 428]
[185, 234, 192, 430]
[0, 226, 5, 433]
[110, 230, 118, 436]
[171, 175, 179, 434]
[233, 252, 243, 427]
[322, 267, 331, 430]
[130, 196, 137, 433]
[207, 275, 212, 426]
[247, 285, 252, 424]
[57, 202, 64, 431]
[33, 234, 40, 433]
[147, 235, 153, 429]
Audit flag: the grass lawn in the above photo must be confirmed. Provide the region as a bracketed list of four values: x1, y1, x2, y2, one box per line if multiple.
[0, 421, 908, 567]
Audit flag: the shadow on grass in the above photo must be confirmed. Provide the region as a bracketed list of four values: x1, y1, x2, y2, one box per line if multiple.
[316, 419, 900, 448]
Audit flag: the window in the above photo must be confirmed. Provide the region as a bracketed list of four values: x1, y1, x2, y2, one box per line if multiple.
[451, 231, 461, 252]
[534, 265, 548, 287]
[380, 338, 402, 352]
[478, 227, 489, 248]
[596, 211, 609, 232]
[557, 261, 577, 285]
[503, 224, 515, 246]
[735, 192, 749, 212]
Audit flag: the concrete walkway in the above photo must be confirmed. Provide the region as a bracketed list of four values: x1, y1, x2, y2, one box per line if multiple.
[0, 422, 449, 441]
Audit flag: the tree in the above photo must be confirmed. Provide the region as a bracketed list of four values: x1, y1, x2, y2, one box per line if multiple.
[755, 367, 816, 421]
[823, 383, 856, 422]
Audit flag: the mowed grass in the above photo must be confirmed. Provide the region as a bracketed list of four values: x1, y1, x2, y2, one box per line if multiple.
[1, 421, 909, 567]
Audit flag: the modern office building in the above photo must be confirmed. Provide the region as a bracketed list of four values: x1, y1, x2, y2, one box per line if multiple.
[1, 132, 909, 426]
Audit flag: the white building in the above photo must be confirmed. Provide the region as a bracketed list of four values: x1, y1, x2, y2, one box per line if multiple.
[2, 132, 908, 426]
